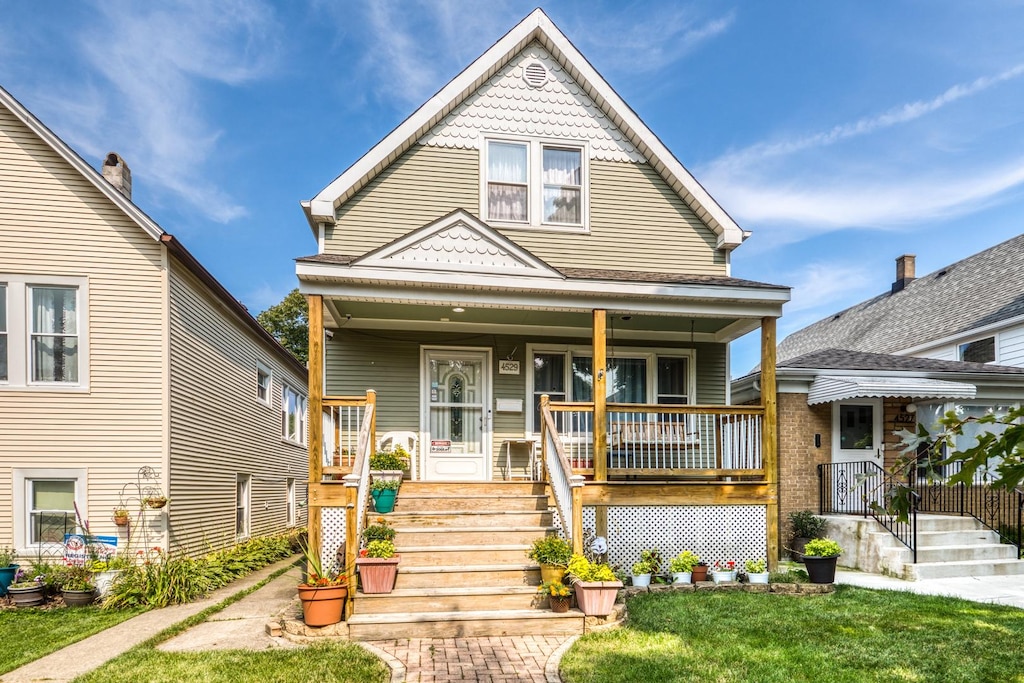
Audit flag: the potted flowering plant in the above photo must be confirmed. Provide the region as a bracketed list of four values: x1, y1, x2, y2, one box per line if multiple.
[369, 445, 410, 485]
[8, 568, 46, 607]
[143, 495, 169, 509]
[690, 560, 709, 582]
[356, 539, 400, 594]
[712, 560, 737, 583]
[58, 565, 96, 606]
[527, 535, 572, 584]
[538, 580, 572, 613]
[112, 507, 131, 527]
[668, 550, 699, 584]
[297, 540, 347, 627]
[630, 548, 662, 587]
[566, 553, 622, 616]
[744, 558, 769, 584]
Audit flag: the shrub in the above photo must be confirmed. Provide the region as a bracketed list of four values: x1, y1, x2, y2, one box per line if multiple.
[527, 536, 571, 566]
[362, 540, 396, 559]
[668, 551, 699, 573]
[803, 538, 843, 557]
[789, 510, 828, 539]
[567, 554, 617, 582]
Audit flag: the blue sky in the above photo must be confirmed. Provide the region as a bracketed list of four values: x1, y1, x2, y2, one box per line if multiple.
[3, 1, 1024, 376]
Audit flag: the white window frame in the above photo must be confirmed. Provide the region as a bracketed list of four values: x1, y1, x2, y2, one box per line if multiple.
[0, 275, 89, 390]
[525, 343, 696, 436]
[282, 384, 308, 445]
[286, 477, 296, 527]
[236, 473, 251, 540]
[256, 361, 273, 407]
[480, 135, 590, 232]
[13, 468, 88, 553]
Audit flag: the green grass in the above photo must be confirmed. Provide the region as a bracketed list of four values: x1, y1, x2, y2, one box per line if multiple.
[1, 606, 145, 674]
[561, 586, 1024, 683]
[73, 643, 389, 683]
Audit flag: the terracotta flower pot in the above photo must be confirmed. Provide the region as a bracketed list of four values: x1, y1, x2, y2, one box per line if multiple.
[114, 513, 130, 527]
[297, 584, 348, 627]
[357, 555, 401, 594]
[549, 595, 571, 613]
[573, 580, 622, 617]
[691, 565, 709, 582]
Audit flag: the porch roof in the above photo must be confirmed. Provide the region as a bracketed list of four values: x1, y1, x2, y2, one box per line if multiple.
[807, 375, 977, 405]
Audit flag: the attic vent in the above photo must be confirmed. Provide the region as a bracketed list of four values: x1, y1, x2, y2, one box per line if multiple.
[523, 62, 548, 88]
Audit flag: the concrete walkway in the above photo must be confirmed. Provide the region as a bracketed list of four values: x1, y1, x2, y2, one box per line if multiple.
[6, 560, 1024, 683]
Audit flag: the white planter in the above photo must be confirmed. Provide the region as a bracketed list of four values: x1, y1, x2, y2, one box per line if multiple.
[671, 571, 692, 584]
[93, 569, 121, 597]
[712, 570, 736, 583]
[747, 572, 770, 584]
[370, 470, 404, 484]
[631, 573, 652, 587]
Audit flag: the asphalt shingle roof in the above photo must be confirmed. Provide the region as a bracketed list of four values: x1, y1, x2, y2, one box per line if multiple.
[777, 234, 1024, 362]
[778, 348, 1024, 375]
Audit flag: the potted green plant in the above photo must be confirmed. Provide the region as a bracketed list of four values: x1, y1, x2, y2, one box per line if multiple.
[297, 539, 348, 627]
[538, 580, 572, 613]
[369, 445, 410, 484]
[527, 535, 572, 583]
[744, 558, 769, 584]
[370, 478, 401, 514]
[566, 553, 622, 616]
[8, 568, 46, 607]
[59, 565, 96, 606]
[0, 546, 18, 597]
[356, 539, 400, 594]
[630, 548, 661, 587]
[789, 510, 828, 562]
[802, 538, 843, 584]
[668, 550, 699, 584]
[362, 517, 396, 543]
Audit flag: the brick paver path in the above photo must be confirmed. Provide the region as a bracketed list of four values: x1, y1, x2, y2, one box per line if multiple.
[370, 636, 571, 682]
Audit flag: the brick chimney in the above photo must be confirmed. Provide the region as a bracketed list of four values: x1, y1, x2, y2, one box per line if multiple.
[101, 152, 132, 200]
[892, 254, 915, 293]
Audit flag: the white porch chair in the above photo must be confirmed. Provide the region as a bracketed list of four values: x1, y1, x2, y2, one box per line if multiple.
[377, 431, 419, 455]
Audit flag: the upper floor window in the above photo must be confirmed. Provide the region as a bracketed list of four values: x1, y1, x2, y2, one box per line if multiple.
[282, 384, 307, 445]
[256, 362, 272, 406]
[959, 336, 995, 364]
[483, 138, 587, 230]
[0, 276, 88, 389]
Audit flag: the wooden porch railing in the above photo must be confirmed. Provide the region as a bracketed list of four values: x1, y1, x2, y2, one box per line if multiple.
[547, 401, 765, 480]
[539, 396, 585, 554]
[342, 401, 375, 618]
[322, 393, 376, 477]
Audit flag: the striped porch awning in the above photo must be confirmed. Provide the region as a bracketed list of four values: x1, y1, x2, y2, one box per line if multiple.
[806, 375, 977, 405]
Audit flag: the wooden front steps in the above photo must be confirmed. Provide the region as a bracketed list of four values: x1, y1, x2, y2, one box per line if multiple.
[350, 481, 588, 639]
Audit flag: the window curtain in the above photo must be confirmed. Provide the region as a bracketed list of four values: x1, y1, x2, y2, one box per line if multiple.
[570, 357, 646, 402]
[31, 286, 78, 383]
[488, 142, 528, 221]
[543, 148, 581, 223]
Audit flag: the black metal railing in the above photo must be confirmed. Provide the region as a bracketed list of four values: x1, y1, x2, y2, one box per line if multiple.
[818, 461, 919, 563]
[908, 468, 1023, 557]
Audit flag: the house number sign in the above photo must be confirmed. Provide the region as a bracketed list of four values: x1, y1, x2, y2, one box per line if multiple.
[498, 360, 520, 375]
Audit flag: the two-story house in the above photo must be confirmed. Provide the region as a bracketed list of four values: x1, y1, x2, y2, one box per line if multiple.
[294, 10, 790, 638]
[0, 85, 308, 561]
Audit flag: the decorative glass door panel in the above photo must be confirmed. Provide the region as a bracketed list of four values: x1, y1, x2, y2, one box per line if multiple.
[423, 349, 491, 480]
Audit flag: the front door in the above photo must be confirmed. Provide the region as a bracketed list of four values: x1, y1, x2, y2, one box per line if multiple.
[830, 399, 884, 512]
[421, 348, 492, 480]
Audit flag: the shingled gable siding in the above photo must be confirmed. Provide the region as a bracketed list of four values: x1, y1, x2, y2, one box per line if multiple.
[326, 329, 727, 477]
[0, 105, 165, 547]
[167, 262, 307, 555]
[323, 145, 726, 275]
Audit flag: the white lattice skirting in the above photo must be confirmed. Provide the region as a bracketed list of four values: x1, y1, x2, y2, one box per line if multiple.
[321, 507, 346, 574]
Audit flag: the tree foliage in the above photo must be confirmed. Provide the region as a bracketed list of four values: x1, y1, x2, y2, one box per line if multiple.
[257, 288, 308, 364]
[885, 405, 1024, 520]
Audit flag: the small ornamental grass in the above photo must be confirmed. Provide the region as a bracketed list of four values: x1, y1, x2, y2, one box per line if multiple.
[560, 586, 1024, 683]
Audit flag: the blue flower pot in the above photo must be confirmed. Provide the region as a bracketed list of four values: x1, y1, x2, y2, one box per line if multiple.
[0, 564, 19, 597]
[371, 489, 397, 514]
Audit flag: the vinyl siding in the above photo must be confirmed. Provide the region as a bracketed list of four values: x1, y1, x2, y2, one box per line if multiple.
[999, 324, 1024, 367]
[167, 260, 308, 556]
[324, 145, 725, 274]
[0, 104, 166, 551]
[325, 329, 727, 478]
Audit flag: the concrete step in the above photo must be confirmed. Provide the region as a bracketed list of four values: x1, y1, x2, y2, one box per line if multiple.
[394, 526, 554, 547]
[398, 482, 547, 496]
[906, 558, 1024, 580]
[397, 544, 531, 567]
[355, 586, 541, 613]
[396, 493, 550, 512]
[912, 515, 990, 533]
[880, 542, 1020, 566]
[395, 564, 541, 589]
[385, 510, 552, 528]
[915, 529, 1001, 547]
[346, 609, 585, 639]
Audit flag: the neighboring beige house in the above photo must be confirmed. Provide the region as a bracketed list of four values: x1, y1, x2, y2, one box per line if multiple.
[0, 85, 308, 559]
[298, 6, 790, 603]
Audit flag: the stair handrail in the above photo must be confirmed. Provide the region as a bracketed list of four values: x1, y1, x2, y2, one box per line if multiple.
[818, 460, 920, 562]
[1017, 487, 1024, 558]
[343, 402, 375, 615]
[540, 395, 585, 554]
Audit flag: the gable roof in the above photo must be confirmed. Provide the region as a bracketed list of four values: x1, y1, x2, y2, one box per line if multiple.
[0, 84, 307, 378]
[778, 234, 1024, 362]
[778, 349, 1024, 376]
[305, 8, 748, 251]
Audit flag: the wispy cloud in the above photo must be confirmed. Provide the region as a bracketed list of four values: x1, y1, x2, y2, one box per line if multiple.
[20, 0, 281, 223]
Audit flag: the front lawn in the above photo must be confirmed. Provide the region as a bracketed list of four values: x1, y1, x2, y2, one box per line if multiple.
[560, 586, 1024, 683]
[75, 642, 389, 683]
[1, 606, 144, 674]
